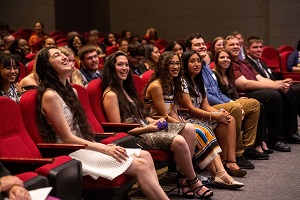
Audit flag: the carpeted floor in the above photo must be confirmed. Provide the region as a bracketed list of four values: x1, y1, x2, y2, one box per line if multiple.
[129, 143, 300, 200]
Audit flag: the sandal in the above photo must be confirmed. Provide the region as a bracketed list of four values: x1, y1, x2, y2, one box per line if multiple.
[187, 175, 213, 199]
[224, 161, 247, 177]
[213, 170, 244, 189]
[176, 173, 195, 199]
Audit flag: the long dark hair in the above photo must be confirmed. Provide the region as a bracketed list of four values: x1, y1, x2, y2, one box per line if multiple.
[35, 47, 94, 142]
[213, 49, 235, 86]
[101, 51, 147, 122]
[144, 51, 183, 103]
[182, 50, 206, 98]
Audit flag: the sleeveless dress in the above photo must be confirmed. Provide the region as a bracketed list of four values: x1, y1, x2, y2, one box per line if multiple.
[45, 92, 141, 180]
[145, 81, 221, 169]
[103, 90, 185, 150]
[181, 79, 221, 169]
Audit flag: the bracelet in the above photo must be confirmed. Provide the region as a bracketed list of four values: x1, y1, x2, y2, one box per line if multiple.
[105, 146, 111, 155]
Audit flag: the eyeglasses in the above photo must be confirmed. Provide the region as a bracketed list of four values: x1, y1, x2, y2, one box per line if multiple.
[189, 58, 201, 64]
[2, 66, 20, 71]
[169, 61, 181, 67]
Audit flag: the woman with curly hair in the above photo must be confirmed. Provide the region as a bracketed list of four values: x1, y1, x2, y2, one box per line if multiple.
[35, 47, 169, 200]
[144, 51, 244, 189]
[102, 51, 213, 199]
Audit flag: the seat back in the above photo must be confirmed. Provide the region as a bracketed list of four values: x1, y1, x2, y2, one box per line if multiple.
[18, 62, 27, 82]
[261, 46, 280, 70]
[278, 45, 295, 54]
[87, 79, 108, 123]
[0, 97, 42, 158]
[106, 46, 119, 56]
[141, 69, 154, 90]
[19, 89, 44, 143]
[71, 84, 104, 132]
[132, 74, 144, 98]
[279, 51, 293, 72]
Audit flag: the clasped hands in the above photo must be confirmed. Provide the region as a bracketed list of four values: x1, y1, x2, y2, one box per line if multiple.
[214, 108, 232, 124]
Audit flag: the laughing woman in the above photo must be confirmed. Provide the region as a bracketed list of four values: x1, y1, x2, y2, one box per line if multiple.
[0, 54, 21, 102]
[102, 51, 213, 199]
[35, 47, 170, 200]
[144, 51, 244, 190]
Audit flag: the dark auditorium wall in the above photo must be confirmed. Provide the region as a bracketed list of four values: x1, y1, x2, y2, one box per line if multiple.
[0, 0, 299, 47]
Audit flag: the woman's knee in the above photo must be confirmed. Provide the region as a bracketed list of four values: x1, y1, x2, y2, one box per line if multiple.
[171, 135, 190, 151]
[182, 123, 196, 137]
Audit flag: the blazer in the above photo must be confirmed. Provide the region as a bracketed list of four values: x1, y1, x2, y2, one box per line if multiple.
[244, 56, 276, 80]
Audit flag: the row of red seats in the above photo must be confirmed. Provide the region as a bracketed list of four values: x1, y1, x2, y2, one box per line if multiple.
[260, 45, 300, 80]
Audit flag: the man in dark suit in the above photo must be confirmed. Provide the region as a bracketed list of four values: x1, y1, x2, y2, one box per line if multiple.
[0, 162, 31, 200]
[244, 36, 300, 145]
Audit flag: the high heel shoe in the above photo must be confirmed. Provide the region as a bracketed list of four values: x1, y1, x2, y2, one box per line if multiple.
[212, 170, 244, 189]
[223, 161, 247, 177]
[187, 175, 213, 199]
[176, 173, 195, 199]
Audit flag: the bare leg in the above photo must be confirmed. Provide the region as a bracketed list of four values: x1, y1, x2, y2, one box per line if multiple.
[179, 123, 196, 158]
[124, 155, 169, 200]
[139, 150, 159, 182]
[215, 117, 239, 170]
[171, 135, 211, 196]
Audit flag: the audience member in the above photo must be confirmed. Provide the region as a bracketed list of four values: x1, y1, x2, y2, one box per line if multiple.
[0, 54, 21, 102]
[144, 44, 160, 71]
[118, 38, 129, 53]
[224, 35, 297, 152]
[164, 41, 184, 57]
[232, 31, 246, 60]
[144, 27, 158, 44]
[0, 162, 31, 200]
[213, 49, 272, 155]
[58, 46, 87, 87]
[42, 37, 56, 48]
[127, 42, 147, 76]
[287, 39, 300, 72]
[9, 38, 31, 65]
[104, 33, 117, 47]
[121, 30, 132, 42]
[185, 33, 259, 169]
[245, 36, 300, 125]
[180, 50, 247, 178]
[210, 36, 224, 61]
[67, 34, 87, 65]
[88, 29, 106, 58]
[3, 34, 15, 52]
[28, 22, 48, 52]
[35, 47, 169, 200]
[78, 45, 100, 83]
[130, 34, 141, 44]
[102, 51, 214, 198]
[143, 51, 244, 190]
[67, 31, 79, 39]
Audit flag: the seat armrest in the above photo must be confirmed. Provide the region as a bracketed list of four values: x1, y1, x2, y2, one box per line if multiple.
[0, 157, 54, 174]
[100, 122, 140, 132]
[37, 143, 86, 157]
[93, 132, 116, 142]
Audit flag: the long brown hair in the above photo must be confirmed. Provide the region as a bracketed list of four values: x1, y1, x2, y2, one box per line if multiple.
[213, 49, 235, 86]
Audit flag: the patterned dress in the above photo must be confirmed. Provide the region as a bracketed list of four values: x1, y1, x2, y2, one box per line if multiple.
[44, 92, 141, 180]
[181, 79, 221, 169]
[145, 81, 221, 169]
[0, 83, 19, 102]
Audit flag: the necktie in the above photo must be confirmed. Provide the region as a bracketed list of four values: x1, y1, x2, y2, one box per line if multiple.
[257, 60, 270, 79]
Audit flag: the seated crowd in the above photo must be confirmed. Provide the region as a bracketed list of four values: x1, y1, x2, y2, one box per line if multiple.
[1, 22, 300, 199]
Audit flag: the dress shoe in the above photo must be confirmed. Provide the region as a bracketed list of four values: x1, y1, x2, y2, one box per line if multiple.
[236, 156, 255, 169]
[270, 141, 291, 152]
[244, 147, 269, 160]
[262, 148, 274, 154]
[223, 162, 247, 177]
[286, 133, 300, 144]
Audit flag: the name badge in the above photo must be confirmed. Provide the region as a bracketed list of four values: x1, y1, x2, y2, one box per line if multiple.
[212, 73, 217, 80]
